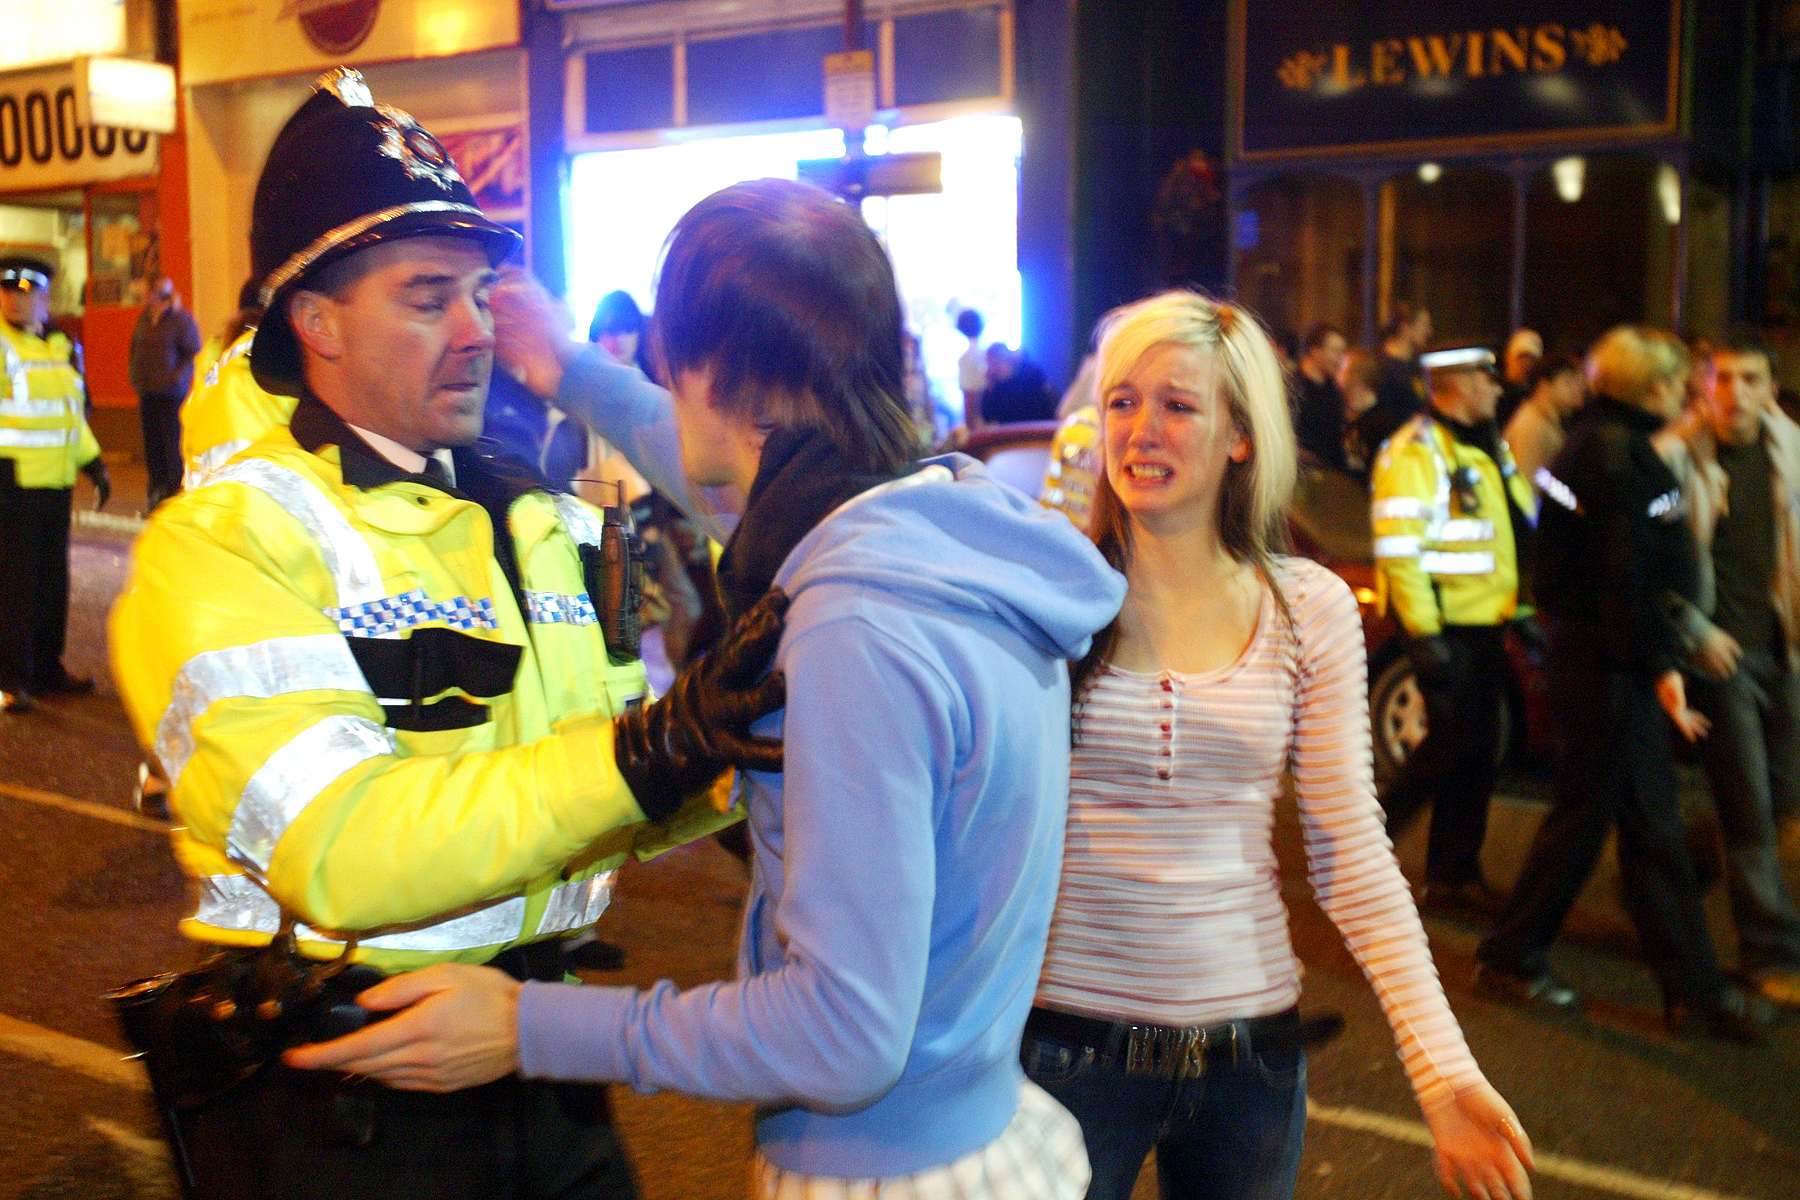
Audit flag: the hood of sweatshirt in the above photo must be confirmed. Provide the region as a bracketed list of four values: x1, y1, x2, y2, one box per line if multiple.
[770, 452, 1124, 661]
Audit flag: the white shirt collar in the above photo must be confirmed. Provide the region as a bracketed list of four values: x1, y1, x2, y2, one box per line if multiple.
[347, 423, 456, 485]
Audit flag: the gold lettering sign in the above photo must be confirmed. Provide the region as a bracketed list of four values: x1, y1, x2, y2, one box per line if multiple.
[1278, 23, 1626, 93]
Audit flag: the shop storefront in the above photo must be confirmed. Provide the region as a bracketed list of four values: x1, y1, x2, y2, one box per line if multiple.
[177, 0, 530, 339]
[1226, 1, 1698, 356]
[0, 1, 184, 419]
[548, 0, 1018, 416]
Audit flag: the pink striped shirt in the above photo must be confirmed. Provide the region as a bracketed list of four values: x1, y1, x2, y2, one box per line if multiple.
[1036, 557, 1485, 1106]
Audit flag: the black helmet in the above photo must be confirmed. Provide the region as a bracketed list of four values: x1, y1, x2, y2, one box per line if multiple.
[249, 67, 521, 397]
[0, 256, 54, 292]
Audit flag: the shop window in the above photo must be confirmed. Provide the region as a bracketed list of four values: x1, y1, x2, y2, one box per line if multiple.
[584, 46, 675, 134]
[1684, 174, 1731, 342]
[687, 25, 871, 126]
[1232, 174, 1363, 345]
[1381, 166, 1512, 348]
[1522, 155, 1677, 353]
[88, 189, 157, 307]
[1762, 174, 1800, 393]
[893, 8, 1004, 107]
[565, 115, 1024, 428]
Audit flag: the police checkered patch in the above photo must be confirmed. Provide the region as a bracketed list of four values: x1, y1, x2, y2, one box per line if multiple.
[324, 588, 499, 637]
[524, 591, 599, 626]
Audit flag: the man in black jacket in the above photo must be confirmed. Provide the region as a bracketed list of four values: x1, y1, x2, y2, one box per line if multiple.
[128, 274, 201, 510]
[1475, 326, 1765, 1041]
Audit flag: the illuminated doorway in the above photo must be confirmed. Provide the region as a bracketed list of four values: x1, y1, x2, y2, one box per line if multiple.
[565, 114, 1024, 426]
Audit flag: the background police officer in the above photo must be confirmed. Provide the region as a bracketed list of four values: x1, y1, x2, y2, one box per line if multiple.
[1372, 346, 1536, 914]
[110, 69, 785, 1197]
[0, 256, 108, 713]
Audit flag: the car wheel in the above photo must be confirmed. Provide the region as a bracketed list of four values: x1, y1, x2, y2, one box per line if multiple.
[1370, 655, 1427, 790]
[1370, 653, 1517, 792]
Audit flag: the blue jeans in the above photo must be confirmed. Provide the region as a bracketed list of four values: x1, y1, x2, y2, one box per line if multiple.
[1021, 1020, 1307, 1200]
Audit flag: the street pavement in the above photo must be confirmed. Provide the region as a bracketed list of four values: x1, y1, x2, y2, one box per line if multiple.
[1, 521, 1798, 1200]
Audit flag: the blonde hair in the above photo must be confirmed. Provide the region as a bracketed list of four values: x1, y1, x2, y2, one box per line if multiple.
[1073, 290, 1297, 694]
[1586, 325, 1689, 415]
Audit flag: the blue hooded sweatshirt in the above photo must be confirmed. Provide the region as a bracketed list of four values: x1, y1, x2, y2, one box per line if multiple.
[516, 349, 1125, 1177]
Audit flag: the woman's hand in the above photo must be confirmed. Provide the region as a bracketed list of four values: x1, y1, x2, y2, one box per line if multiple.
[491, 267, 581, 400]
[1422, 1081, 1535, 1200]
[1655, 670, 1712, 742]
[283, 963, 522, 1093]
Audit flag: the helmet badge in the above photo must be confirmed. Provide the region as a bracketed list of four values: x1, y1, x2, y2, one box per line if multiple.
[371, 105, 464, 192]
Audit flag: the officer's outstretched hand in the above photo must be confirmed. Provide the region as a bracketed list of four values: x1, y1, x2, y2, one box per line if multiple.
[614, 588, 788, 822]
[82, 459, 110, 511]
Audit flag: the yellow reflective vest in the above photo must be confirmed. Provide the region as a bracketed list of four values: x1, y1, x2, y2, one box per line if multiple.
[112, 404, 736, 972]
[1039, 404, 1101, 529]
[180, 330, 297, 490]
[1371, 413, 1538, 637]
[0, 319, 99, 489]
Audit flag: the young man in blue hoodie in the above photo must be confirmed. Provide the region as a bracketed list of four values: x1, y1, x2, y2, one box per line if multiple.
[290, 179, 1125, 1193]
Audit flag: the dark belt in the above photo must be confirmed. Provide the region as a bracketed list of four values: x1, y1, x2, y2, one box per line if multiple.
[486, 940, 575, 984]
[1024, 1005, 1344, 1082]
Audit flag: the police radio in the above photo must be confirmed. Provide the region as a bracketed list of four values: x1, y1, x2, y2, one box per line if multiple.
[587, 480, 644, 664]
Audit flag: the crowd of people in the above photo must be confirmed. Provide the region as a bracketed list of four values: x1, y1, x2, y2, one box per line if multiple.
[1274, 307, 1800, 1039]
[2, 61, 1795, 1200]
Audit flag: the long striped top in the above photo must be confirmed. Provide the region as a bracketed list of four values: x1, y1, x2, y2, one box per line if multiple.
[1036, 556, 1486, 1107]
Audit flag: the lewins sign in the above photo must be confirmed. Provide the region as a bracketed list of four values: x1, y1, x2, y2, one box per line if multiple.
[1233, 3, 1679, 161]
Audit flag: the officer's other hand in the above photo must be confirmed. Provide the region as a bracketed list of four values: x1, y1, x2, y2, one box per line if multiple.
[1656, 670, 1711, 743]
[614, 587, 789, 822]
[282, 963, 520, 1092]
[1406, 634, 1456, 688]
[1693, 626, 1743, 682]
[491, 267, 579, 400]
[81, 459, 110, 510]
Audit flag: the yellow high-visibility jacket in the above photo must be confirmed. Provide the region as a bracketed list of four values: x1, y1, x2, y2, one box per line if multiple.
[112, 400, 736, 971]
[1039, 404, 1101, 530]
[0, 319, 98, 489]
[1371, 412, 1538, 637]
[180, 330, 297, 490]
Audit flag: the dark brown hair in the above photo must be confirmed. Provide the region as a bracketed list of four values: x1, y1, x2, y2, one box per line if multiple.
[650, 179, 915, 475]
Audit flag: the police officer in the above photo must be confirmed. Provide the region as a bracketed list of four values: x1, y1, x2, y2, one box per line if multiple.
[110, 69, 786, 1197]
[1372, 346, 1536, 913]
[180, 278, 287, 491]
[1477, 327, 1763, 1039]
[0, 255, 109, 712]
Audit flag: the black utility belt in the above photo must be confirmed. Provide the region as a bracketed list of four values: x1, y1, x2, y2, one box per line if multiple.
[1024, 1005, 1344, 1081]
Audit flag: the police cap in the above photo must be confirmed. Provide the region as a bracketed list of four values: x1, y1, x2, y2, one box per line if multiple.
[249, 67, 521, 397]
[1418, 345, 1498, 377]
[0, 256, 54, 292]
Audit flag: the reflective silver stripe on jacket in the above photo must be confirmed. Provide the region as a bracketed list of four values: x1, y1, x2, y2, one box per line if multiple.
[156, 634, 371, 787]
[1374, 534, 1421, 559]
[525, 591, 599, 625]
[198, 459, 388, 610]
[551, 492, 606, 547]
[1434, 518, 1495, 543]
[191, 871, 614, 950]
[228, 715, 396, 869]
[2, 340, 22, 403]
[0, 396, 73, 419]
[1535, 468, 1579, 512]
[1417, 550, 1496, 575]
[203, 336, 253, 388]
[1372, 496, 1428, 522]
[0, 426, 78, 448]
[535, 871, 616, 934]
[183, 438, 252, 490]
